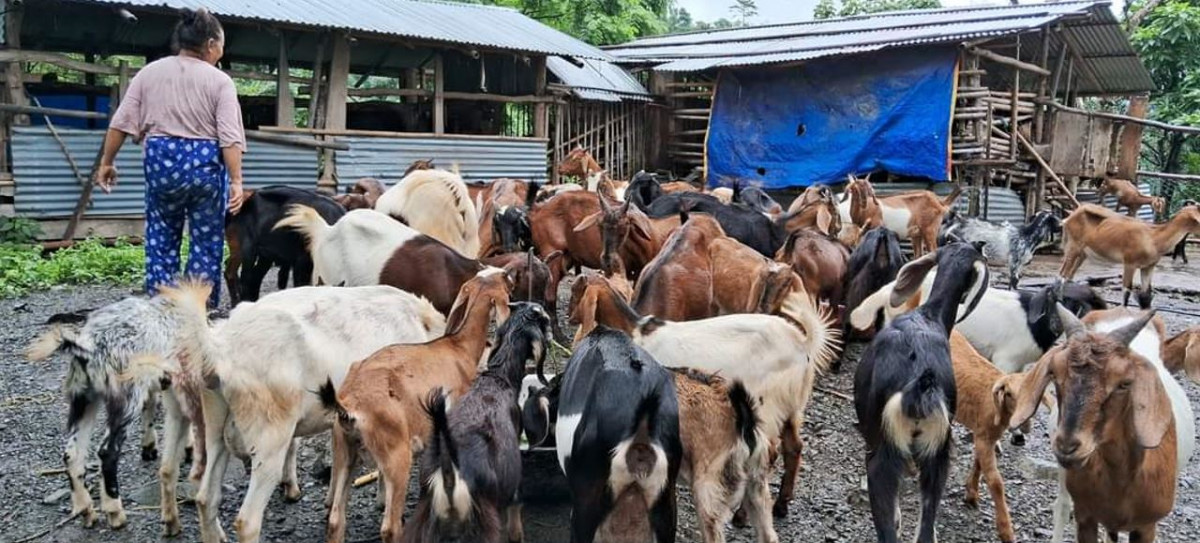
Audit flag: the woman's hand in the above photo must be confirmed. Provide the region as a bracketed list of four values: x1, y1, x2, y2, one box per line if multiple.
[94, 164, 118, 193]
[228, 179, 245, 215]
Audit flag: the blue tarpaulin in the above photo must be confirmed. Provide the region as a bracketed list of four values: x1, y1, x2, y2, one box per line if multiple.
[706, 47, 957, 189]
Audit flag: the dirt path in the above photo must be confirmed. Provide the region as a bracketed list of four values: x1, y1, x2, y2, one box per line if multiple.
[1, 269, 1198, 543]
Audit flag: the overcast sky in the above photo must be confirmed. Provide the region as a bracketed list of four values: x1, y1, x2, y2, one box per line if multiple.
[673, 0, 1124, 24]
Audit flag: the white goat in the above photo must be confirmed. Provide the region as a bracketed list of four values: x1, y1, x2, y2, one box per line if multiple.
[632, 292, 840, 519]
[166, 285, 445, 543]
[374, 168, 480, 257]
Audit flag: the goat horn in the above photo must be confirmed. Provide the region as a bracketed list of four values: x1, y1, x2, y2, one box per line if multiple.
[1107, 310, 1157, 347]
[597, 193, 611, 213]
[1057, 303, 1087, 339]
[620, 198, 631, 215]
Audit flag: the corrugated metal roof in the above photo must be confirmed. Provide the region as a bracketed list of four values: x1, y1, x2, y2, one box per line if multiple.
[336, 135, 548, 184]
[547, 57, 651, 102]
[72, 0, 612, 61]
[606, 1, 1151, 94]
[13, 127, 319, 217]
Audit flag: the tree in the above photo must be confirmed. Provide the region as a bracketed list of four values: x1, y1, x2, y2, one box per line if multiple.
[460, 0, 669, 45]
[812, 0, 941, 19]
[730, 0, 758, 25]
[667, 6, 694, 32]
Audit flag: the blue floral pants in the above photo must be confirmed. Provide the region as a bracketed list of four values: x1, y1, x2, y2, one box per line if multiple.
[143, 137, 227, 308]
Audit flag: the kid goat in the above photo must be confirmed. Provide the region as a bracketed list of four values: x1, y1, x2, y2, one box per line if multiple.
[853, 241, 990, 543]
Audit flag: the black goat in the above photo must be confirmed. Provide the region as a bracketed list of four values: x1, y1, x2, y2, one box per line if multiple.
[625, 171, 666, 211]
[493, 205, 532, 254]
[521, 372, 561, 449]
[225, 185, 345, 304]
[553, 326, 682, 543]
[854, 241, 990, 543]
[402, 302, 551, 543]
[733, 185, 783, 216]
[940, 209, 1061, 288]
[842, 227, 907, 345]
[642, 192, 787, 257]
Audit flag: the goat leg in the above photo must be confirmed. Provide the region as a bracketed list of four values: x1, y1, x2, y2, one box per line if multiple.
[281, 439, 301, 502]
[140, 388, 159, 461]
[98, 396, 136, 529]
[741, 472, 780, 543]
[647, 485, 679, 543]
[233, 425, 293, 543]
[377, 446, 414, 543]
[325, 424, 359, 543]
[1076, 516, 1100, 543]
[506, 503, 524, 543]
[159, 393, 192, 537]
[568, 483, 610, 543]
[196, 390, 232, 543]
[771, 419, 803, 518]
[64, 391, 100, 527]
[915, 445, 951, 543]
[977, 439, 1014, 543]
[865, 446, 904, 543]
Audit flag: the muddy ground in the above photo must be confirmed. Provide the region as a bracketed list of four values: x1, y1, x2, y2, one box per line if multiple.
[1, 252, 1198, 543]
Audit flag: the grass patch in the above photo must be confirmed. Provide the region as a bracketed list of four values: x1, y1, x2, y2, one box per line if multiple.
[0, 239, 145, 298]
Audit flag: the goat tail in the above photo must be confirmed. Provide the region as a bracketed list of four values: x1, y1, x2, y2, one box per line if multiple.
[421, 388, 471, 522]
[157, 281, 223, 383]
[883, 368, 951, 458]
[727, 381, 760, 455]
[940, 183, 964, 208]
[26, 325, 84, 362]
[778, 291, 841, 374]
[318, 377, 354, 428]
[274, 204, 329, 252]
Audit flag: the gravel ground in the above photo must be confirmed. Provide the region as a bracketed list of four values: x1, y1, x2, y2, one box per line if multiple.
[2, 254, 1199, 543]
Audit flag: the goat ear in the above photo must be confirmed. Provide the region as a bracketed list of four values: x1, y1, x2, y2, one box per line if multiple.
[1028, 289, 1050, 326]
[991, 380, 1010, 428]
[816, 206, 833, 235]
[889, 251, 938, 308]
[1184, 333, 1200, 385]
[1009, 357, 1053, 431]
[630, 213, 654, 242]
[1130, 360, 1173, 449]
[573, 212, 603, 233]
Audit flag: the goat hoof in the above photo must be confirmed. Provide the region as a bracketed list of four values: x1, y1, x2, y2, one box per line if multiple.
[163, 518, 183, 537]
[771, 501, 790, 519]
[79, 507, 98, 528]
[282, 484, 302, 503]
[963, 495, 978, 508]
[142, 445, 159, 462]
[731, 507, 749, 528]
[107, 510, 128, 530]
[1010, 433, 1026, 447]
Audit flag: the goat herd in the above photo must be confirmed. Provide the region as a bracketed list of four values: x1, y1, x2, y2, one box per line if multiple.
[23, 149, 1200, 543]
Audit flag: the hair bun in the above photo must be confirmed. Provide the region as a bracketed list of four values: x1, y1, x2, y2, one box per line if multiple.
[180, 8, 198, 24]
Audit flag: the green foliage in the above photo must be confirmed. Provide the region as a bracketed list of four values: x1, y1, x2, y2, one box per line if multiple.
[1129, 0, 1200, 182]
[462, 0, 669, 45]
[0, 216, 42, 245]
[730, 0, 759, 25]
[813, 0, 941, 19]
[0, 239, 145, 298]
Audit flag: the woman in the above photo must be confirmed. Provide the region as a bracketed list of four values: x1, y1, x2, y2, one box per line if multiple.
[96, 8, 245, 308]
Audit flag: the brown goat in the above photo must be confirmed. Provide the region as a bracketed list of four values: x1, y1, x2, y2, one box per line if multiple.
[482, 250, 551, 308]
[558, 146, 629, 196]
[672, 369, 778, 543]
[849, 177, 961, 256]
[1163, 326, 1200, 384]
[1011, 309, 1183, 543]
[567, 270, 638, 346]
[775, 229, 850, 311]
[710, 237, 804, 315]
[1098, 177, 1165, 217]
[1059, 203, 1200, 308]
[323, 270, 512, 543]
[632, 214, 727, 321]
[403, 158, 436, 177]
[780, 192, 841, 238]
[476, 178, 530, 258]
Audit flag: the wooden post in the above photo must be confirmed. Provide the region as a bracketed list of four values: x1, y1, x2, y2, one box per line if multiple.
[3, 1, 28, 126]
[276, 34, 295, 127]
[433, 54, 445, 134]
[1009, 36, 1020, 161]
[307, 34, 327, 130]
[1116, 95, 1149, 179]
[1034, 29, 1051, 142]
[319, 33, 350, 193]
[533, 56, 548, 139]
[117, 60, 130, 101]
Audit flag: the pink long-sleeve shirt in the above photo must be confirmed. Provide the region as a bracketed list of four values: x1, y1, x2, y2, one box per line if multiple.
[110, 55, 246, 152]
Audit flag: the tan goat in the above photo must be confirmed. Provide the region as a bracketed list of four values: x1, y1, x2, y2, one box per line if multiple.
[322, 270, 512, 543]
[839, 176, 961, 256]
[1059, 203, 1200, 308]
[1163, 326, 1200, 383]
[1098, 177, 1165, 217]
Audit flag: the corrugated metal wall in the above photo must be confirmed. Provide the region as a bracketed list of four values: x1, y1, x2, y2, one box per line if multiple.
[336, 136, 548, 184]
[13, 127, 319, 218]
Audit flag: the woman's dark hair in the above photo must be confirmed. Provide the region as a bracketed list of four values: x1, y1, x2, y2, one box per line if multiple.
[172, 8, 223, 54]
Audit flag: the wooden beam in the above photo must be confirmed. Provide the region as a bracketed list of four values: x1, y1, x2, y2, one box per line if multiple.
[443, 91, 558, 103]
[968, 47, 1051, 76]
[0, 103, 107, 119]
[3, 4, 29, 125]
[0, 49, 117, 76]
[245, 129, 349, 150]
[116, 60, 129, 101]
[434, 54, 445, 134]
[1012, 128, 1080, 208]
[225, 69, 306, 84]
[1136, 170, 1200, 182]
[1034, 28, 1051, 143]
[299, 86, 430, 97]
[276, 35, 295, 127]
[258, 125, 548, 143]
[533, 55, 548, 139]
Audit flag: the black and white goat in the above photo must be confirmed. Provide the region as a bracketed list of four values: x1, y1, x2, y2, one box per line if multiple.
[939, 209, 1061, 288]
[555, 327, 682, 543]
[521, 373, 560, 449]
[26, 284, 213, 535]
[402, 302, 551, 543]
[854, 241, 990, 543]
[842, 227, 906, 345]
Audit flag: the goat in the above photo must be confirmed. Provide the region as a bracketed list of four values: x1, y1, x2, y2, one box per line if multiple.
[1098, 176, 1165, 217]
[375, 168, 481, 257]
[26, 284, 214, 534]
[786, 184, 834, 215]
[940, 209, 1062, 288]
[778, 186, 842, 237]
[521, 372, 560, 449]
[641, 191, 789, 257]
[555, 327, 682, 543]
[334, 177, 388, 211]
[853, 241, 990, 543]
[1171, 199, 1197, 263]
[775, 228, 850, 310]
[224, 186, 346, 304]
[842, 227, 906, 342]
[399, 302, 551, 543]
[278, 207, 491, 315]
[558, 146, 629, 198]
[482, 250, 551, 309]
[632, 213, 727, 321]
[1060, 203, 1200, 308]
[1163, 325, 1200, 383]
[711, 236, 804, 316]
[404, 157, 437, 176]
[477, 178, 532, 258]
[840, 177, 962, 257]
[733, 185, 783, 217]
[1011, 307, 1196, 543]
[709, 186, 734, 204]
[320, 270, 512, 543]
[165, 284, 447, 543]
[571, 193, 660, 278]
